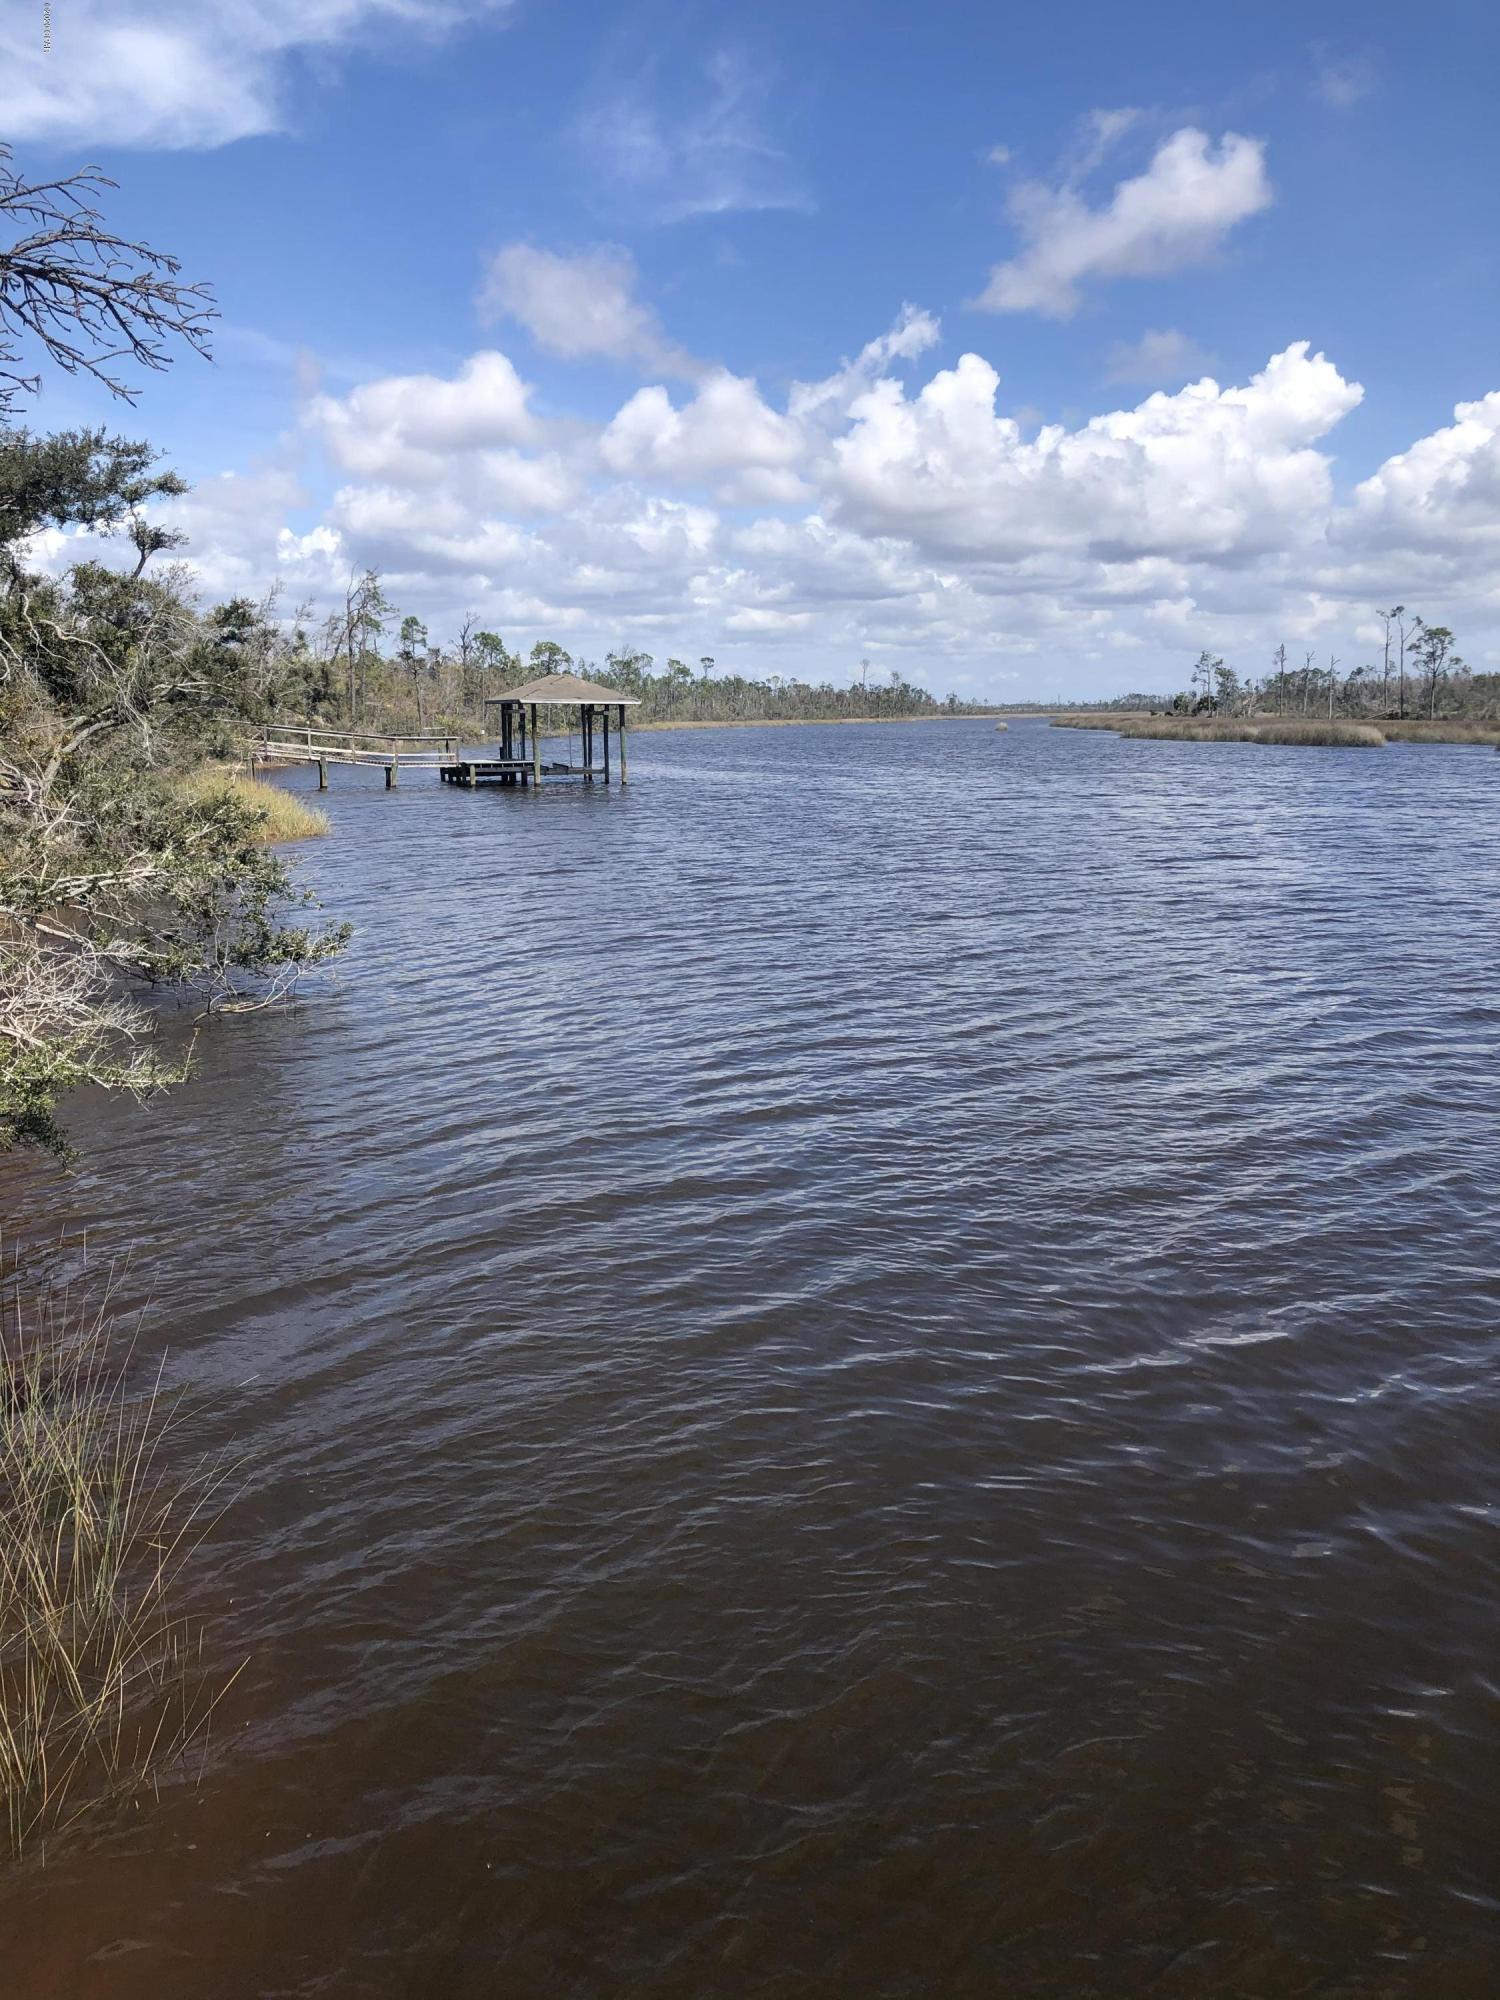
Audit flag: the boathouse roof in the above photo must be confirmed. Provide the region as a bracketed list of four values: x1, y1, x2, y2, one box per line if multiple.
[485, 673, 641, 707]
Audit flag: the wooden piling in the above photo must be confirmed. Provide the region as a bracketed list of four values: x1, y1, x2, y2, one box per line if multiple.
[532, 704, 542, 787]
[618, 703, 628, 785]
[318, 758, 328, 790]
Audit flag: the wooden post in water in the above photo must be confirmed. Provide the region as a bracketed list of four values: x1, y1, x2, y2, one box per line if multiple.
[386, 752, 399, 790]
[318, 757, 328, 790]
[603, 706, 611, 783]
[532, 704, 543, 787]
[618, 702, 628, 785]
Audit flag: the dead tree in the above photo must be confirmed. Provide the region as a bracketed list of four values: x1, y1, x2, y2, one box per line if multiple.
[0, 145, 215, 412]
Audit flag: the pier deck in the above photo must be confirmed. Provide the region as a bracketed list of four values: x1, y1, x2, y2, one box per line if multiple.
[439, 757, 607, 786]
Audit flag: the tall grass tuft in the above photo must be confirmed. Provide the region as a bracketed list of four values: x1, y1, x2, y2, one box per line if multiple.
[0, 1259, 233, 1861]
[177, 770, 330, 842]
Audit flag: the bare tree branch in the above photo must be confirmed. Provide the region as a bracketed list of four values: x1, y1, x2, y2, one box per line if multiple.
[0, 146, 216, 413]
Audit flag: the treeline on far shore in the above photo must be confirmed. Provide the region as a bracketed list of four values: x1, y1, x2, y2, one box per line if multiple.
[1098, 624, 1495, 725]
[219, 572, 997, 735]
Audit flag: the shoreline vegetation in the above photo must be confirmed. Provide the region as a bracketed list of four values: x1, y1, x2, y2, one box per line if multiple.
[1050, 713, 1500, 748]
[1065, 630, 1500, 743]
[180, 771, 330, 842]
[0, 1258, 229, 1861]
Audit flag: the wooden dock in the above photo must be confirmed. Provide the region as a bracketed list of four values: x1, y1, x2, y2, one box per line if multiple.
[246, 675, 641, 793]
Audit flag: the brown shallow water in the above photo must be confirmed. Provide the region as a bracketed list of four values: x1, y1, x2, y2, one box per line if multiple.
[4, 717, 1500, 1997]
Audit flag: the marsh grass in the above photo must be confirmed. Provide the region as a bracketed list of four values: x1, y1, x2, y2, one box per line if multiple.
[1053, 714, 1386, 748]
[178, 770, 329, 842]
[1053, 713, 1500, 748]
[0, 1259, 234, 1861]
[1377, 719, 1500, 746]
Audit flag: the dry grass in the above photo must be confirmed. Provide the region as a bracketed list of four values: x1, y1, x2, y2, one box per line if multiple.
[1054, 714, 1386, 748]
[1055, 712, 1500, 748]
[1047, 713, 1148, 731]
[1211, 718, 1385, 747]
[1376, 718, 1500, 746]
[0, 1261, 233, 1861]
[178, 770, 329, 842]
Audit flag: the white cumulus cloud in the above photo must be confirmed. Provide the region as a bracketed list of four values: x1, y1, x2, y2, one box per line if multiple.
[1351, 392, 1500, 550]
[977, 127, 1272, 319]
[0, 0, 509, 149]
[826, 342, 1361, 561]
[307, 350, 544, 483]
[789, 305, 943, 425]
[601, 371, 808, 504]
[478, 244, 698, 377]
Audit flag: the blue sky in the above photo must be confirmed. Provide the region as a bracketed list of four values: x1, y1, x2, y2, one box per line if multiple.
[6, 0, 1500, 697]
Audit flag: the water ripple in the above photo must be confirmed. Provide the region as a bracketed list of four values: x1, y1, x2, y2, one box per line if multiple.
[4, 719, 1500, 1997]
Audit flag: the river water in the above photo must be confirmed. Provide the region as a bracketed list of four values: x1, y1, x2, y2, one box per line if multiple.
[5, 717, 1500, 1997]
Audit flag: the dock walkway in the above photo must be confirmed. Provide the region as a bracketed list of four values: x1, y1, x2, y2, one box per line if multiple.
[248, 728, 460, 789]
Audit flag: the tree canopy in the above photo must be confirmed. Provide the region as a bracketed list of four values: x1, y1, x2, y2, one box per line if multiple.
[1, 427, 347, 1156]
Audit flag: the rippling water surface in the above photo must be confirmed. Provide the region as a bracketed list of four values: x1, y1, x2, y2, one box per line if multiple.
[6, 718, 1500, 1997]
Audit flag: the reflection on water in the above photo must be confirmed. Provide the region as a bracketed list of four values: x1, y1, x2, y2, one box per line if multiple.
[5, 719, 1500, 1997]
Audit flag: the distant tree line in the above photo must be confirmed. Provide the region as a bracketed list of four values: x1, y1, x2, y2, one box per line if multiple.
[1156, 613, 1489, 721]
[205, 584, 994, 734]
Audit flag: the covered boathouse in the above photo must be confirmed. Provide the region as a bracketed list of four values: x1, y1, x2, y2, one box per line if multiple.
[439, 672, 642, 788]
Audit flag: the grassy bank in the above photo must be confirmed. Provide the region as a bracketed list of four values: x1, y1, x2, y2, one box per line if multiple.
[1053, 712, 1500, 748]
[178, 770, 329, 841]
[1046, 713, 1150, 731]
[1, 1265, 229, 1860]
[1376, 719, 1500, 745]
[1054, 714, 1386, 748]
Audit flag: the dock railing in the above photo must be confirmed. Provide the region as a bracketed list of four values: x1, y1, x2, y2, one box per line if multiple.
[246, 725, 470, 788]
